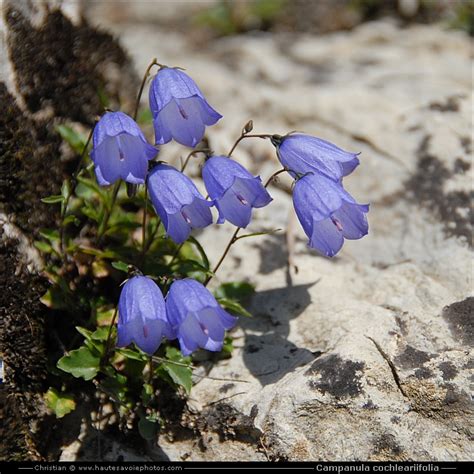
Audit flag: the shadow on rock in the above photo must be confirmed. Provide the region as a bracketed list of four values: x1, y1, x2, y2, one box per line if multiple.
[241, 282, 318, 385]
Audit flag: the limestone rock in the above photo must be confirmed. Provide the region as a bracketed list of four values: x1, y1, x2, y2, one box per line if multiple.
[89, 17, 472, 461]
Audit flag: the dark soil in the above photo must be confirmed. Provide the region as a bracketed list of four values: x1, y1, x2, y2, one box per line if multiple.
[6, 6, 137, 125]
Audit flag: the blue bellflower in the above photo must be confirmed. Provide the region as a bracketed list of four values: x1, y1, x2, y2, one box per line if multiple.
[293, 173, 369, 257]
[117, 276, 174, 355]
[147, 164, 213, 244]
[273, 134, 360, 181]
[149, 67, 222, 148]
[202, 156, 272, 228]
[91, 111, 158, 186]
[165, 278, 237, 356]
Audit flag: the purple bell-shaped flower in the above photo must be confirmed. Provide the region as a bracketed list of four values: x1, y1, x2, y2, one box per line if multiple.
[91, 111, 157, 186]
[165, 278, 237, 356]
[293, 173, 369, 257]
[149, 67, 222, 148]
[273, 133, 360, 182]
[117, 276, 174, 355]
[147, 164, 213, 244]
[202, 156, 272, 228]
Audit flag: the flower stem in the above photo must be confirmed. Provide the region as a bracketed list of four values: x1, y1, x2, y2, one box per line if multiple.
[227, 133, 271, 157]
[133, 58, 160, 120]
[203, 168, 287, 287]
[181, 148, 210, 173]
[204, 227, 241, 286]
[141, 183, 149, 256]
[59, 127, 94, 258]
[264, 168, 287, 187]
[97, 180, 121, 244]
[169, 242, 184, 267]
[142, 218, 162, 256]
[101, 306, 119, 367]
[148, 356, 154, 386]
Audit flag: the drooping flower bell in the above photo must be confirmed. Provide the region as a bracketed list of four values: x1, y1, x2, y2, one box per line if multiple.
[117, 276, 174, 355]
[91, 111, 158, 186]
[165, 278, 237, 356]
[202, 156, 272, 228]
[292, 173, 369, 257]
[147, 164, 213, 244]
[272, 133, 360, 182]
[149, 67, 222, 148]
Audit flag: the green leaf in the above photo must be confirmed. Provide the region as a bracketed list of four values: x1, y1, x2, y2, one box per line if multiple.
[34, 240, 53, 254]
[91, 327, 110, 341]
[95, 306, 116, 326]
[82, 203, 100, 222]
[217, 297, 252, 318]
[63, 215, 79, 226]
[40, 285, 69, 310]
[160, 347, 193, 394]
[141, 383, 154, 406]
[100, 373, 129, 406]
[222, 335, 234, 356]
[45, 388, 76, 419]
[61, 180, 71, 200]
[214, 281, 255, 302]
[39, 229, 60, 243]
[75, 326, 93, 340]
[116, 348, 147, 362]
[78, 246, 119, 259]
[76, 176, 105, 197]
[41, 195, 64, 204]
[112, 261, 129, 273]
[57, 346, 100, 381]
[138, 414, 159, 440]
[56, 124, 87, 154]
[187, 236, 210, 270]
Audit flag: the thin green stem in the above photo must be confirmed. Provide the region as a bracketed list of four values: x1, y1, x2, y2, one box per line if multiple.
[97, 180, 121, 244]
[148, 357, 154, 386]
[204, 227, 241, 286]
[203, 168, 286, 287]
[181, 149, 210, 173]
[101, 306, 119, 367]
[142, 218, 161, 256]
[227, 133, 271, 157]
[141, 184, 149, 256]
[264, 168, 287, 188]
[133, 58, 160, 120]
[169, 242, 184, 267]
[59, 128, 94, 258]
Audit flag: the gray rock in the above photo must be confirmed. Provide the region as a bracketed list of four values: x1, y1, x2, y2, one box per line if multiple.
[105, 18, 472, 461]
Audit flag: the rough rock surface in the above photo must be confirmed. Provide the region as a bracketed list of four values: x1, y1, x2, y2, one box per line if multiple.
[84, 9, 474, 461]
[0, 0, 139, 460]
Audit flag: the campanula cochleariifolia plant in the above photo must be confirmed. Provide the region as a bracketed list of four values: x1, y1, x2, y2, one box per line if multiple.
[39, 58, 369, 435]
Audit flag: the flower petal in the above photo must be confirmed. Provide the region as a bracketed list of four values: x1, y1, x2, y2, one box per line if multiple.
[181, 199, 213, 228]
[92, 137, 122, 185]
[216, 186, 253, 228]
[278, 134, 360, 181]
[341, 157, 360, 176]
[155, 97, 205, 147]
[232, 177, 272, 208]
[309, 217, 344, 257]
[332, 202, 369, 240]
[148, 164, 207, 215]
[166, 211, 191, 244]
[178, 313, 208, 356]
